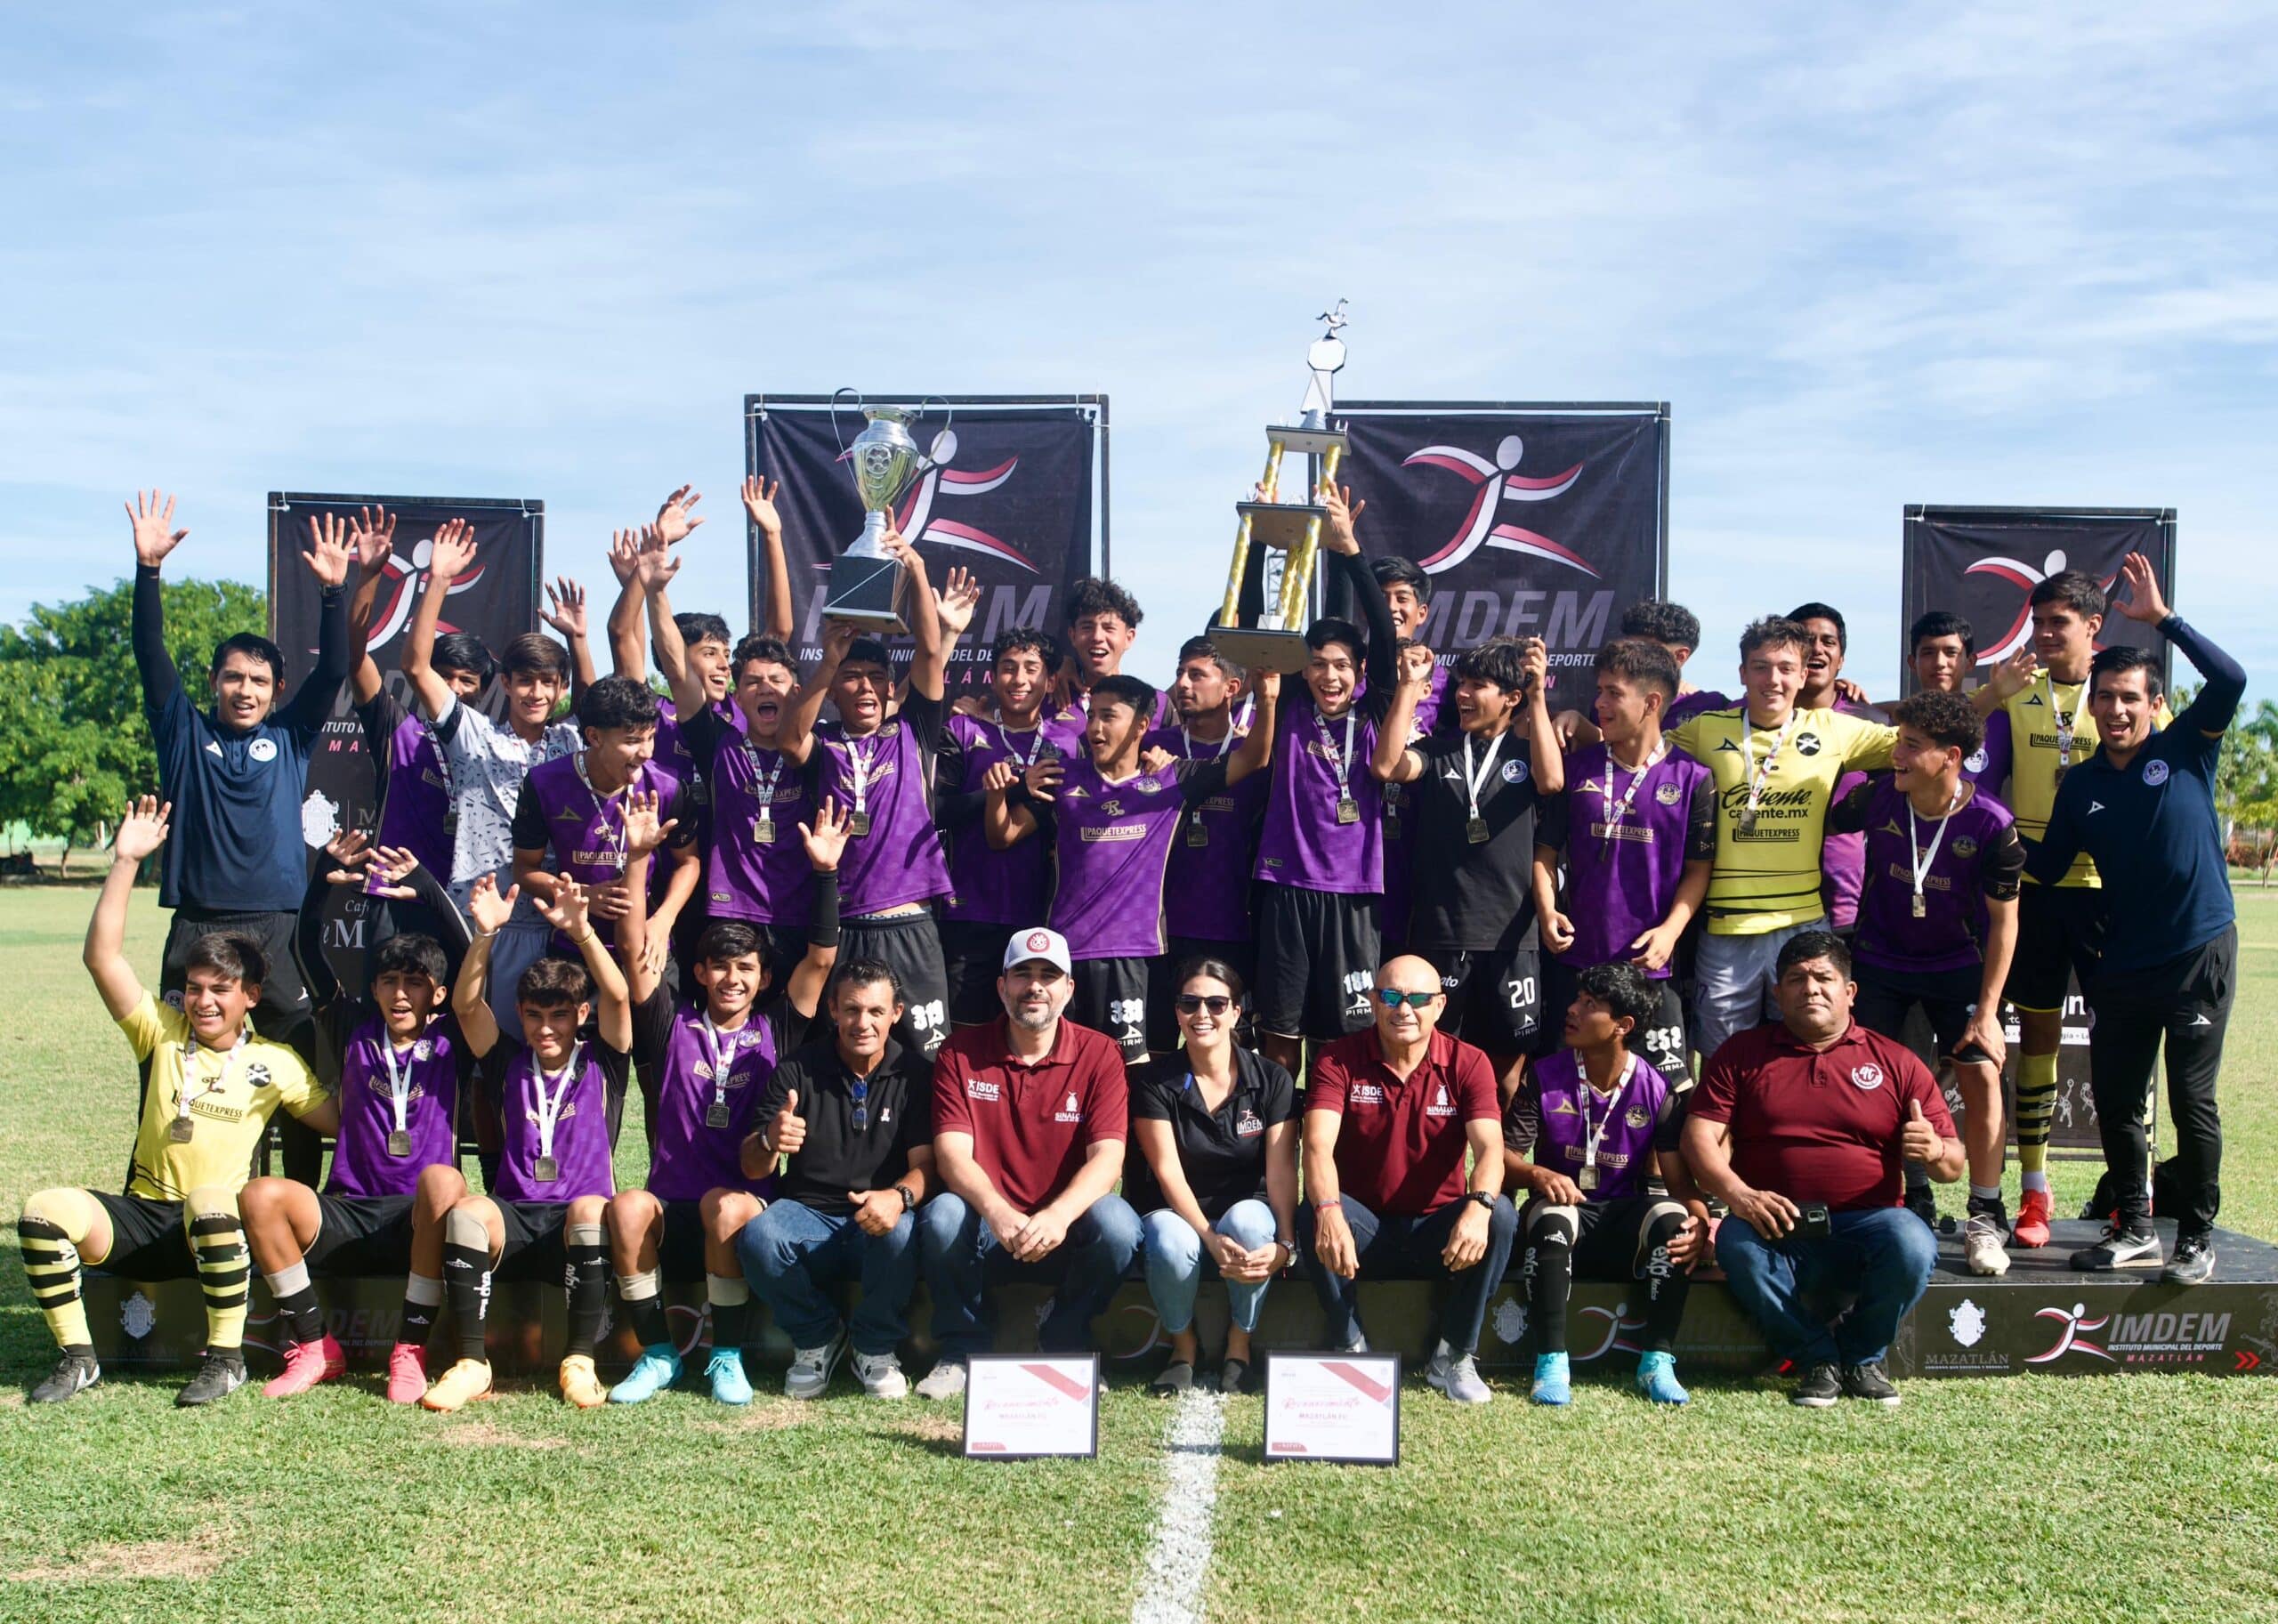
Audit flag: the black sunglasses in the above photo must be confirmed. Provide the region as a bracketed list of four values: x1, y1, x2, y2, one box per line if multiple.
[1175, 994, 1233, 1016]
[1374, 988, 1442, 1010]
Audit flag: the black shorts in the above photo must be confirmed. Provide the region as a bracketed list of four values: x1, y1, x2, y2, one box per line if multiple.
[305, 1193, 416, 1275]
[1146, 936, 1259, 1054]
[1070, 957, 1153, 1063]
[939, 917, 1014, 1027]
[1854, 964, 1994, 1063]
[658, 1200, 711, 1282]
[1421, 946, 1540, 1055]
[1522, 1195, 1684, 1281]
[841, 911, 949, 1061]
[495, 1200, 571, 1282]
[1539, 958, 1688, 1079]
[1254, 884, 1380, 1042]
[2005, 884, 2105, 1013]
[88, 1192, 191, 1279]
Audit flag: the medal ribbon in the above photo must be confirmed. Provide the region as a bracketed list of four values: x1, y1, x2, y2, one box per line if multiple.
[1311, 707, 1357, 805]
[572, 753, 634, 873]
[1460, 731, 1505, 826]
[1577, 1055, 1638, 1175]
[739, 738, 787, 828]
[2042, 674, 2089, 773]
[529, 1043, 584, 1164]
[1741, 713, 1798, 820]
[699, 1013, 745, 1120]
[844, 734, 882, 825]
[178, 1028, 248, 1128]
[1000, 723, 1053, 771]
[1181, 723, 1234, 762]
[376, 1032, 417, 1135]
[1906, 788, 1962, 911]
[1596, 742, 1667, 849]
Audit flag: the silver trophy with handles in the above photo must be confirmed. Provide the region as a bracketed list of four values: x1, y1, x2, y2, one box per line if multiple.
[822, 390, 949, 632]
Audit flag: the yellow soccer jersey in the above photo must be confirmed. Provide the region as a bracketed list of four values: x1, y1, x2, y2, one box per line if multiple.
[117, 991, 322, 1200]
[1669, 705, 1898, 936]
[1999, 675, 2098, 889]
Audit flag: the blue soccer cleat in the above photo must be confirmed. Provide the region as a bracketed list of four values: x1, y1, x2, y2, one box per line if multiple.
[1531, 1351, 1571, 1407]
[608, 1345, 683, 1405]
[1636, 1350, 1688, 1405]
[706, 1348, 754, 1406]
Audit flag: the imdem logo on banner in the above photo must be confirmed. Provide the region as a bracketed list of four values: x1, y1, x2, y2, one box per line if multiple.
[890, 429, 1038, 574]
[1962, 548, 2121, 665]
[1402, 434, 1595, 579]
[2027, 1302, 2233, 1366]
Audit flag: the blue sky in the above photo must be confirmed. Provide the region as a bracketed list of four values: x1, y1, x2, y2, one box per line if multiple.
[5, 2, 2274, 695]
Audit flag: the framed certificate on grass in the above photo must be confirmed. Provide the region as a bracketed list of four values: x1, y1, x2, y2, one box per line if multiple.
[962, 1354, 1101, 1459]
[1263, 1353, 1401, 1466]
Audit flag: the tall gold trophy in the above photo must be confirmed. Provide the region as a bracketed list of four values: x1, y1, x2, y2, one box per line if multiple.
[1214, 303, 1350, 675]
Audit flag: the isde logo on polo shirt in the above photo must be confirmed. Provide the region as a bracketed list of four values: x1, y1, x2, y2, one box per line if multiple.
[1851, 1064, 1885, 1091]
[1348, 1081, 1387, 1107]
[966, 1077, 1002, 1103]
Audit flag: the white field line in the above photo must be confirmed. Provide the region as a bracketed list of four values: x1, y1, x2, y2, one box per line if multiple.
[1130, 1388, 1226, 1624]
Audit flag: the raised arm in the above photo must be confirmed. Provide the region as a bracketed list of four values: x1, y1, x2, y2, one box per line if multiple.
[603, 527, 648, 680]
[1319, 484, 1400, 697]
[1519, 636, 1563, 795]
[2111, 553, 2245, 735]
[534, 877, 632, 1054]
[452, 875, 518, 1057]
[127, 490, 189, 711]
[637, 540, 708, 722]
[778, 619, 858, 766]
[893, 535, 952, 702]
[744, 477, 795, 643]
[284, 512, 353, 734]
[541, 577, 597, 701]
[785, 802, 850, 1018]
[84, 796, 169, 1021]
[402, 520, 479, 723]
[1370, 648, 1434, 785]
[1224, 670, 1280, 786]
[344, 506, 398, 706]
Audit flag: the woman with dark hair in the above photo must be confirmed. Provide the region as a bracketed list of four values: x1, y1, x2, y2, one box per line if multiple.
[1129, 959, 1299, 1394]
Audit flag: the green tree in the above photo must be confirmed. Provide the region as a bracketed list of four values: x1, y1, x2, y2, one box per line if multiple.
[0, 576, 266, 867]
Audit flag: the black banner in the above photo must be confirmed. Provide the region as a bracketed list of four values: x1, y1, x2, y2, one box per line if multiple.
[747, 398, 1103, 694]
[1335, 407, 1668, 707]
[1901, 506, 2177, 688]
[268, 492, 543, 984]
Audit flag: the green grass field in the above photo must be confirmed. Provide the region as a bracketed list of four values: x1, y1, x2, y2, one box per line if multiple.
[2, 886, 2276, 1622]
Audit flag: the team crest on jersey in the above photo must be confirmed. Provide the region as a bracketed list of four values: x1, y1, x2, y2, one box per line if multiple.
[1654, 782, 1682, 804]
[1794, 732, 1822, 756]
[1502, 760, 1528, 784]
[248, 737, 278, 764]
[1235, 1108, 1264, 1137]
[1850, 1063, 1885, 1091]
[1625, 1105, 1651, 1129]
[1952, 836, 1979, 859]
[1135, 778, 1161, 794]
[1964, 747, 1989, 773]
[246, 1062, 271, 1088]
[2143, 759, 2170, 787]
[1101, 800, 1124, 817]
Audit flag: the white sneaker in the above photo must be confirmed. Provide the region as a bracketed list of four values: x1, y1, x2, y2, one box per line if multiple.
[1424, 1340, 1492, 1405]
[1962, 1213, 2011, 1277]
[914, 1360, 966, 1401]
[783, 1331, 847, 1400]
[852, 1350, 909, 1400]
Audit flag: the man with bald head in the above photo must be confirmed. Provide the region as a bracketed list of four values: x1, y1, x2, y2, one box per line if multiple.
[1297, 954, 1517, 1403]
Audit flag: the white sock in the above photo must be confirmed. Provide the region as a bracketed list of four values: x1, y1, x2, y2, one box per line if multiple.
[2022, 1170, 2050, 1193]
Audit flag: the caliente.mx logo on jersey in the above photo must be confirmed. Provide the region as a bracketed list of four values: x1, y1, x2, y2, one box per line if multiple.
[1401, 434, 1596, 578]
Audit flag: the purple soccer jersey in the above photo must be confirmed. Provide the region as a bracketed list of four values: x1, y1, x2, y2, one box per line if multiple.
[375, 712, 454, 880]
[325, 1016, 462, 1199]
[641, 1000, 784, 1201]
[1963, 708, 2013, 793]
[688, 707, 815, 925]
[1374, 683, 1442, 941]
[524, 754, 683, 946]
[1253, 690, 1384, 895]
[812, 695, 952, 915]
[1046, 755, 1226, 960]
[491, 1043, 622, 1202]
[942, 712, 1084, 925]
[1552, 744, 1713, 979]
[1846, 780, 2024, 975]
[1819, 696, 1883, 931]
[1662, 689, 1733, 728]
[1144, 722, 1267, 943]
[1529, 1047, 1676, 1204]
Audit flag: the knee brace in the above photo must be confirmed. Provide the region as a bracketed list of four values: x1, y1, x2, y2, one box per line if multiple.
[445, 1206, 495, 1256]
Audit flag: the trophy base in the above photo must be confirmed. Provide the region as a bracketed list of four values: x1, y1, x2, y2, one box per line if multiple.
[1236, 501, 1329, 552]
[822, 553, 908, 634]
[1212, 626, 1313, 676]
[1263, 424, 1348, 458]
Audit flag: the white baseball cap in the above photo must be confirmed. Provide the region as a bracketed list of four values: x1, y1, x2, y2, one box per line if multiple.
[1002, 927, 1073, 977]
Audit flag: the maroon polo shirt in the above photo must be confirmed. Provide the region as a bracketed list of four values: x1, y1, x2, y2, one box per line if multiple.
[1306, 1027, 1499, 1216]
[931, 1016, 1128, 1214]
[1689, 1021, 1956, 1212]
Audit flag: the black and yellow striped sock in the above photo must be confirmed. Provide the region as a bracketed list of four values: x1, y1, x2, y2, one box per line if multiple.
[20, 1213, 93, 1355]
[2016, 1051, 2059, 1186]
[185, 1188, 251, 1352]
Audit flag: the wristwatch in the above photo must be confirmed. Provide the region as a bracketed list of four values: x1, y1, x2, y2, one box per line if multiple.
[895, 1184, 917, 1213]
[1465, 1192, 1496, 1212]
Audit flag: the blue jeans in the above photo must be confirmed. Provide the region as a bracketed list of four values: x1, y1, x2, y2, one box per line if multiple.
[1142, 1200, 1279, 1337]
[917, 1191, 1143, 1363]
[737, 1199, 919, 1357]
[1716, 1206, 1939, 1367]
[1295, 1193, 1518, 1358]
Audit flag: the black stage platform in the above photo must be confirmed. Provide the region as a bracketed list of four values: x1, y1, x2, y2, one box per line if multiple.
[73, 1218, 2278, 1381]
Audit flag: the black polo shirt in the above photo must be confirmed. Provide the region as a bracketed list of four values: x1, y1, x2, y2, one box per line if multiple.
[1124, 1047, 1297, 1221]
[755, 1037, 933, 1216]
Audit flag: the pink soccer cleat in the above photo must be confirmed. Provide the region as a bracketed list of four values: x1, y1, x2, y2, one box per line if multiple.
[262, 1335, 347, 1398]
[385, 1342, 430, 1404]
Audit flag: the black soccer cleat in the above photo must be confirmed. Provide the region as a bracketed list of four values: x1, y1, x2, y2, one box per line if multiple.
[28, 1352, 101, 1405]
[1842, 1361, 1902, 1407]
[2161, 1232, 2216, 1286]
[1789, 1362, 1843, 1408]
[175, 1348, 248, 1408]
